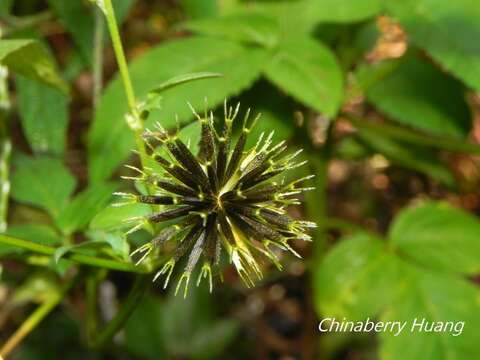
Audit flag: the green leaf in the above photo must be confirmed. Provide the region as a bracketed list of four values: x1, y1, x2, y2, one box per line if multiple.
[88, 36, 269, 182]
[149, 72, 223, 94]
[379, 267, 480, 359]
[307, 0, 381, 23]
[314, 233, 399, 320]
[53, 241, 109, 264]
[86, 230, 130, 260]
[10, 156, 77, 219]
[390, 201, 480, 275]
[55, 183, 118, 235]
[385, 0, 480, 91]
[264, 37, 343, 117]
[89, 202, 151, 231]
[184, 12, 280, 47]
[359, 57, 471, 138]
[0, 39, 67, 92]
[314, 201, 480, 359]
[15, 75, 69, 155]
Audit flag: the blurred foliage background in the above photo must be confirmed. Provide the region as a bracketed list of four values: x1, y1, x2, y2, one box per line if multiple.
[1, 0, 480, 359]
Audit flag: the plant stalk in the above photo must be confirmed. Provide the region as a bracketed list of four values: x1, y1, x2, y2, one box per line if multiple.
[102, 0, 149, 169]
[0, 275, 78, 358]
[0, 234, 149, 273]
[0, 64, 11, 233]
[347, 115, 480, 155]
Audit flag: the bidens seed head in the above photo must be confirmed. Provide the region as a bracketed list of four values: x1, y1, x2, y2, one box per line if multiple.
[117, 101, 316, 297]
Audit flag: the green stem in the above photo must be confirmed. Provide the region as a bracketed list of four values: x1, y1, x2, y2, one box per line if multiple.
[88, 275, 151, 349]
[0, 64, 11, 233]
[0, 274, 78, 358]
[102, 0, 149, 169]
[0, 234, 149, 273]
[347, 116, 480, 155]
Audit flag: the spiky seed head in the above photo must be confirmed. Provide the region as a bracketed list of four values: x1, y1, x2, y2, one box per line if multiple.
[119, 101, 315, 296]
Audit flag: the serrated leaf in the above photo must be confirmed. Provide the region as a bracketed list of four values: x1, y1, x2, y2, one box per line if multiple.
[184, 12, 280, 47]
[264, 37, 343, 117]
[379, 266, 480, 360]
[314, 233, 400, 321]
[55, 183, 118, 235]
[390, 201, 480, 275]
[16, 75, 69, 155]
[10, 156, 77, 219]
[88, 36, 269, 182]
[359, 57, 471, 138]
[314, 201, 480, 359]
[385, 0, 480, 92]
[0, 39, 67, 92]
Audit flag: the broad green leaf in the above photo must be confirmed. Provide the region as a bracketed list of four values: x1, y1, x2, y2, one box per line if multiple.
[16, 75, 69, 155]
[385, 0, 480, 91]
[55, 183, 118, 235]
[315, 201, 480, 359]
[0, 39, 67, 92]
[88, 36, 269, 182]
[357, 129, 456, 187]
[264, 37, 343, 117]
[10, 156, 77, 218]
[89, 202, 151, 231]
[359, 57, 471, 138]
[314, 233, 400, 321]
[380, 266, 480, 360]
[307, 0, 381, 23]
[390, 202, 480, 275]
[184, 12, 280, 47]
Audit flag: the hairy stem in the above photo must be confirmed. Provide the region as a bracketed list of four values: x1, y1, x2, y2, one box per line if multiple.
[0, 234, 149, 273]
[102, 0, 149, 168]
[0, 275, 78, 358]
[88, 275, 151, 349]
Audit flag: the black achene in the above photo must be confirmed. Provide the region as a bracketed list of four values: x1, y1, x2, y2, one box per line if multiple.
[116, 102, 315, 296]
